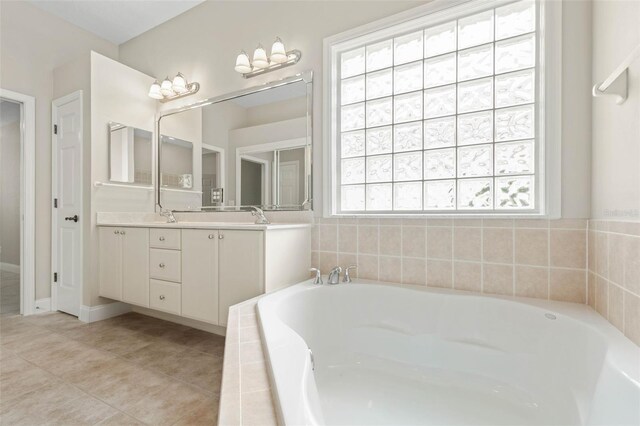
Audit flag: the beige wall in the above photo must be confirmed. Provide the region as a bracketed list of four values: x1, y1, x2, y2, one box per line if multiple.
[0, 118, 21, 267]
[591, 0, 640, 222]
[119, 0, 425, 215]
[88, 52, 157, 306]
[1, 1, 118, 299]
[119, 0, 594, 219]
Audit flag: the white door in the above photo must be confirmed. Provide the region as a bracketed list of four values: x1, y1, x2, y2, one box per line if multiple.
[279, 161, 299, 206]
[53, 92, 83, 316]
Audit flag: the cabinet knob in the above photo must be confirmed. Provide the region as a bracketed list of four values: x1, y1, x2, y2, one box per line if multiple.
[114, 230, 119, 234]
[159, 263, 165, 268]
[121, 231, 126, 235]
[159, 295, 165, 300]
[218, 234, 224, 239]
[159, 236, 165, 241]
[208, 234, 214, 239]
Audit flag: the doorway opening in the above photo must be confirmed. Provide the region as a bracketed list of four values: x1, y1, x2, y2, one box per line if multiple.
[0, 89, 35, 315]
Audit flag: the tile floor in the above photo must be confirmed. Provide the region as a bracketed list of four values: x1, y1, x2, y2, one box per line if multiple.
[0, 270, 20, 314]
[0, 311, 225, 425]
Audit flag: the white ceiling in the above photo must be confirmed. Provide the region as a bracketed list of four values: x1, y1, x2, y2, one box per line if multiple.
[28, 0, 205, 45]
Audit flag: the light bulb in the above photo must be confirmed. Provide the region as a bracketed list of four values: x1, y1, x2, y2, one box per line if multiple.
[270, 37, 287, 64]
[252, 44, 269, 69]
[160, 77, 174, 97]
[148, 80, 163, 99]
[234, 51, 252, 73]
[172, 73, 187, 94]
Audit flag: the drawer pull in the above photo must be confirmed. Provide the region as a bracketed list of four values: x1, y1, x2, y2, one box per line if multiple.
[159, 236, 165, 241]
[208, 234, 214, 239]
[159, 263, 165, 268]
[159, 295, 165, 300]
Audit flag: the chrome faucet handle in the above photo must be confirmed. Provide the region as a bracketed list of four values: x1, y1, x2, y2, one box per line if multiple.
[327, 266, 342, 285]
[310, 268, 323, 285]
[343, 265, 357, 283]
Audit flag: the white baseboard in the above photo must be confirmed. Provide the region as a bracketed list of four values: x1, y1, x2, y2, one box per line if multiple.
[79, 302, 131, 323]
[0, 262, 20, 274]
[34, 298, 51, 313]
[131, 306, 226, 336]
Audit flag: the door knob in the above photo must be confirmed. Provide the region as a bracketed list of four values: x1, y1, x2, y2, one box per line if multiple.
[65, 215, 79, 223]
[208, 234, 215, 239]
[218, 234, 224, 239]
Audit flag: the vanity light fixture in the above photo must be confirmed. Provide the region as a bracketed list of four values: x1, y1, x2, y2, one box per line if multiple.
[148, 72, 200, 103]
[252, 44, 269, 69]
[234, 37, 302, 78]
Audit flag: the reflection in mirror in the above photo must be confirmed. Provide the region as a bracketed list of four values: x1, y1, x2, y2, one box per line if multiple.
[237, 141, 308, 208]
[108, 122, 152, 185]
[158, 73, 312, 211]
[160, 136, 194, 189]
[202, 144, 224, 207]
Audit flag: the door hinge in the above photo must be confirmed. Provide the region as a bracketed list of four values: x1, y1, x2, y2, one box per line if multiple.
[53, 272, 58, 283]
[53, 198, 58, 208]
[53, 124, 58, 134]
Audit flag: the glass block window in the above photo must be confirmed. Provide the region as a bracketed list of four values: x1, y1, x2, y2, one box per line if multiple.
[335, 0, 539, 213]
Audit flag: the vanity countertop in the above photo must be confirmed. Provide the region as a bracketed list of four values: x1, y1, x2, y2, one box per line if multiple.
[96, 221, 312, 231]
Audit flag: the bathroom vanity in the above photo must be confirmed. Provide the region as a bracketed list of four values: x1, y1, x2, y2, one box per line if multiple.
[97, 221, 310, 326]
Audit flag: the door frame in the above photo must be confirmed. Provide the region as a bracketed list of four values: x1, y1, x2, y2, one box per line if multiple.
[51, 90, 84, 313]
[202, 143, 226, 191]
[0, 89, 35, 315]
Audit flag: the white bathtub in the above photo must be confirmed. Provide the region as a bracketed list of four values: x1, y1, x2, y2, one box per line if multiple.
[257, 280, 640, 426]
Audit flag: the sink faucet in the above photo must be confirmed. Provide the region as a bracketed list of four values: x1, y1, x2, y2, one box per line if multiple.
[248, 206, 270, 224]
[327, 266, 342, 285]
[160, 208, 177, 223]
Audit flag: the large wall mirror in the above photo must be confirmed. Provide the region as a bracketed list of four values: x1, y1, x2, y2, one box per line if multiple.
[157, 72, 312, 211]
[108, 122, 153, 185]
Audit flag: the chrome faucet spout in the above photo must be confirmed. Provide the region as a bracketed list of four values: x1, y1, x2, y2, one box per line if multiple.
[160, 208, 177, 223]
[248, 206, 270, 224]
[328, 266, 342, 285]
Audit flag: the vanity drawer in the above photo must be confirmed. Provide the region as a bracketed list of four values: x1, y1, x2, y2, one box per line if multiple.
[150, 249, 182, 282]
[149, 279, 181, 315]
[150, 229, 181, 250]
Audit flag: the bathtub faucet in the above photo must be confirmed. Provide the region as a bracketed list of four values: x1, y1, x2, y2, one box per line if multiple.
[328, 266, 342, 285]
[310, 268, 323, 285]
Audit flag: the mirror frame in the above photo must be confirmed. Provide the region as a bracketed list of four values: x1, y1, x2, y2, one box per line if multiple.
[155, 70, 313, 212]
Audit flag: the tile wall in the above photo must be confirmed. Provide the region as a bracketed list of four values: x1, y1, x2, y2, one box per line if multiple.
[312, 218, 588, 303]
[588, 220, 640, 346]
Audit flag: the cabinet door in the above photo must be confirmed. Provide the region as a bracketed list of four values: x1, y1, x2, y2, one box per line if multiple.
[218, 230, 264, 326]
[182, 229, 219, 324]
[99, 227, 122, 300]
[121, 228, 150, 307]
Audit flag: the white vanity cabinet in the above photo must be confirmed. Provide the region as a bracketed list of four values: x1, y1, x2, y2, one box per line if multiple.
[218, 230, 264, 326]
[181, 229, 220, 324]
[98, 227, 150, 307]
[98, 223, 310, 328]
